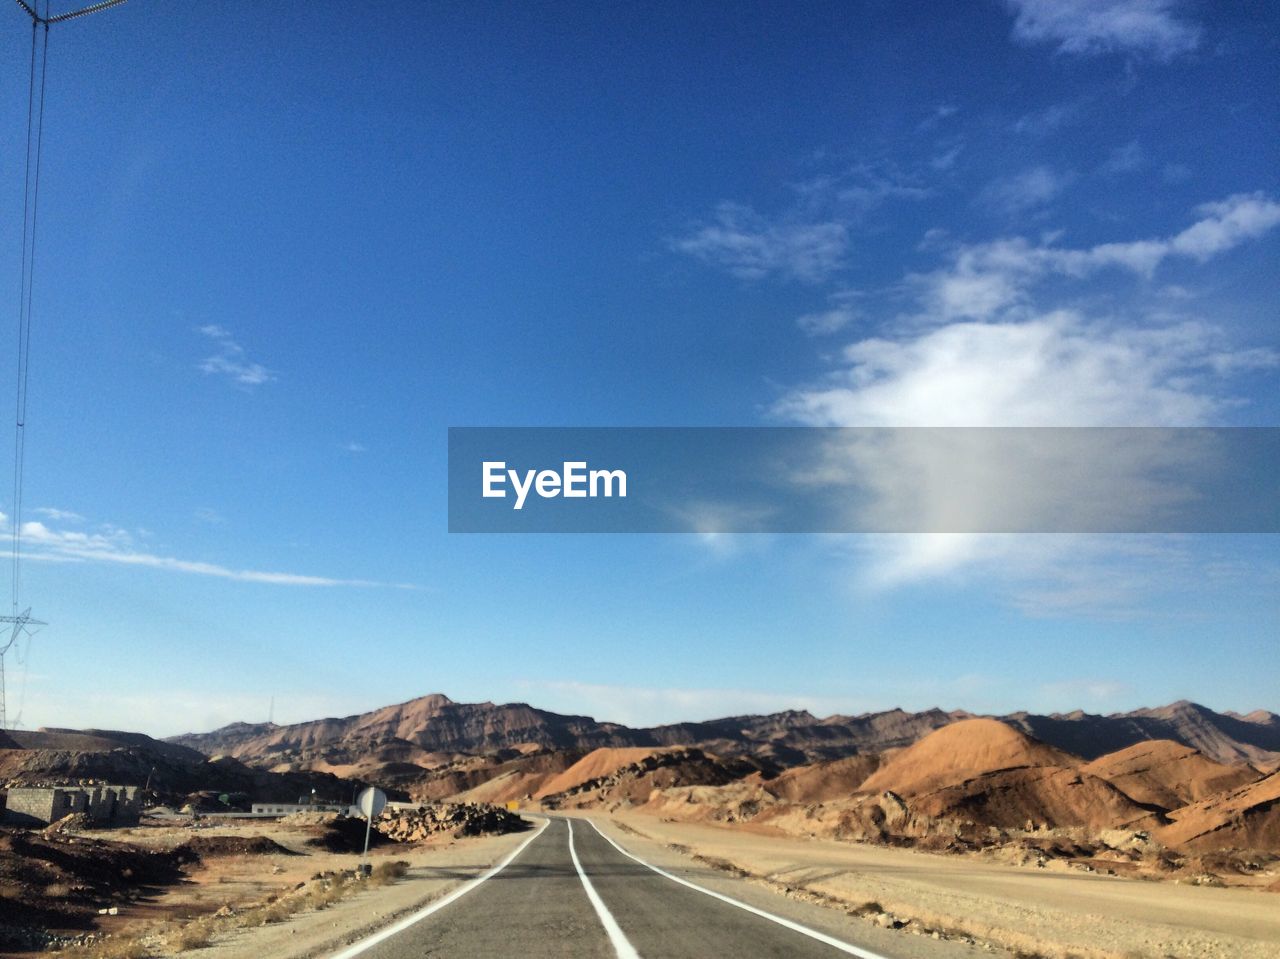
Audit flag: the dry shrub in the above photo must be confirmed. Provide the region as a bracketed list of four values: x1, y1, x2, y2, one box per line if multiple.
[166, 916, 216, 950]
[59, 938, 155, 959]
[259, 898, 295, 924]
[369, 860, 409, 886]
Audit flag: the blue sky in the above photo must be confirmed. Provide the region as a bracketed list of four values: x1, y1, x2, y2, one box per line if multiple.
[1, 0, 1276, 736]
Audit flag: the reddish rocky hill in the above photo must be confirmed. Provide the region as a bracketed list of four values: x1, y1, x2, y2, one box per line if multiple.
[1082, 740, 1262, 809]
[859, 718, 1078, 796]
[1156, 772, 1280, 853]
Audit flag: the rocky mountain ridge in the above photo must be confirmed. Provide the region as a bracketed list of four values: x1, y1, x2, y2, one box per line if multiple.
[168, 693, 1280, 771]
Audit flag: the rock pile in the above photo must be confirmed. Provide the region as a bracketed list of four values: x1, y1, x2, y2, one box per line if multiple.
[374, 803, 526, 841]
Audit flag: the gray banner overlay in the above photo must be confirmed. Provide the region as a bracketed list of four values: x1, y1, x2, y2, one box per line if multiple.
[447, 427, 1279, 534]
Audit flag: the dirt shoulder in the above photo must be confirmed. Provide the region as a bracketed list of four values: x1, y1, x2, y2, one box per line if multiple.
[4, 814, 535, 959]
[603, 809, 1280, 959]
[183, 826, 534, 959]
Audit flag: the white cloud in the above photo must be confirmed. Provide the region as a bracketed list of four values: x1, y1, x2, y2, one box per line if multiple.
[796, 291, 862, 336]
[917, 193, 1280, 320]
[671, 202, 848, 282]
[33, 507, 84, 522]
[1005, 0, 1201, 60]
[198, 325, 274, 387]
[1170, 194, 1280, 259]
[673, 163, 930, 283]
[343, 441, 367, 453]
[930, 145, 963, 171]
[775, 193, 1279, 599]
[916, 103, 959, 133]
[815, 163, 932, 212]
[19, 518, 413, 589]
[980, 165, 1074, 215]
[777, 314, 1250, 427]
[1012, 101, 1085, 137]
[1100, 140, 1144, 175]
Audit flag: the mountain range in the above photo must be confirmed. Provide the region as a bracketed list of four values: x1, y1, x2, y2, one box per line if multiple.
[168, 693, 1280, 772]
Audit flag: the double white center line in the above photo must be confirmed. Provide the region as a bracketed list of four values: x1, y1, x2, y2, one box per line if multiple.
[567, 818, 642, 959]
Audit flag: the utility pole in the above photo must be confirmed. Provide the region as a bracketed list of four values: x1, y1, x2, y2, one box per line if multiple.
[3, 0, 127, 731]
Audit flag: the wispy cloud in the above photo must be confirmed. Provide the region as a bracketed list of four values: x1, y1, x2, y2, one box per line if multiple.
[671, 202, 848, 282]
[979, 165, 1074, 216]
[796, 162, 932, 214]
[1100, 140, 1145, 176]
[1004, 0, 1201, 60]
[1012, 101, 1085, 137]
[33, 507, 84, 522]
[916, 192, 1280, 321]
[672, 162, 931, 283]
[16, 518, 413, 589]
[342, 441, 367, 453]
[796, 290, 862, 336]
[916, 103, 959, 133]
[198, 325, 274, 388]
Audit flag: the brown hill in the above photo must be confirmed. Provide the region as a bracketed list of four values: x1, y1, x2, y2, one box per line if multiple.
[859, 719, 1078, 797]
[535, 748, 672, 798]
[645, 707, 966, 766]
[760, 755, 881, 803]
[1082, 740, 1262, 810]
[409, 749, 585, 804]
[1156, 772, 1280, 853]
[912, 766, 1160, 832]
[12, 728, 205, 764]
[547, 748, 755, 808]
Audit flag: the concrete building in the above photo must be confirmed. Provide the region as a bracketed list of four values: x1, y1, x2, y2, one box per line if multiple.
[3, 784, 142, 827]
[249, 801, 354, 817]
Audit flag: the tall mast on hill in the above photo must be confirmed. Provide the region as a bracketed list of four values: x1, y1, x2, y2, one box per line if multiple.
[0, 609, 43, 729]
[3, 0, 127, 728]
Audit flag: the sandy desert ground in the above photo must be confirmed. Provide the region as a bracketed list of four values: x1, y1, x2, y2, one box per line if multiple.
[594, 810, 1280, 959]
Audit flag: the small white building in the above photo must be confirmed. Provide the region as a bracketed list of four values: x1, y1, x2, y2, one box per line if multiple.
[250, 801, 354, 817]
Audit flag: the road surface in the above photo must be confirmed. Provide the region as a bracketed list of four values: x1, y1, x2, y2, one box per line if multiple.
[329, 816, 980, 959]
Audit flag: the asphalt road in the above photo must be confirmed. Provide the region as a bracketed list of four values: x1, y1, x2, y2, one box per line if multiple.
[330, 816, 928, 959]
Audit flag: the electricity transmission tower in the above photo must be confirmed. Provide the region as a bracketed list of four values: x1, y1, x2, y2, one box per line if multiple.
[3, 0, 126, 729]
[0, 609, 44, 729]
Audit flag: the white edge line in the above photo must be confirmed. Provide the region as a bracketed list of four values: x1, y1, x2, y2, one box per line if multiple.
[567, 819, 642, 959]
[328, 817, 550, 959]
[586, 819, 892, 959]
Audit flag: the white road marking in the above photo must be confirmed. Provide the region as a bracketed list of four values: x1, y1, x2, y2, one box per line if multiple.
[586, 819, 893, 959]
[328, 817, 550, 959]
[568, 818, 643, 959]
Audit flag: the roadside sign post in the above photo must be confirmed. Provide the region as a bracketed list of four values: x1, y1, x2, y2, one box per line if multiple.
[356, 786, 387, 878]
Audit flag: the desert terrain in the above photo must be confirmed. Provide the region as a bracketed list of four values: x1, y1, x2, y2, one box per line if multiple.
[2, 693, 1278, 957]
